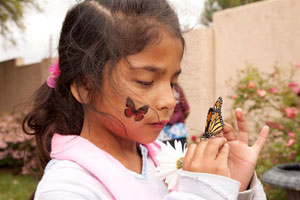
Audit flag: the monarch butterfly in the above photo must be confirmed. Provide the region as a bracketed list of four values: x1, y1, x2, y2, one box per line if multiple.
[124, 97, 149, 121]
[201, 97, 224, 139]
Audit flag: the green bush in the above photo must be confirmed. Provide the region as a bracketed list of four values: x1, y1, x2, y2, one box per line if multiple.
[228, 63, 300, 199]
[0, 113, 38, 174]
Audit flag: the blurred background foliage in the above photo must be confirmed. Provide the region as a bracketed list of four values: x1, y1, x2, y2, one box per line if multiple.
[0, 0, 41, 45]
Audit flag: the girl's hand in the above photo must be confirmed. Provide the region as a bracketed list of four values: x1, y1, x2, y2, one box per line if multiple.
[222, 108, 269, 191]
[183, 137, 230, 178]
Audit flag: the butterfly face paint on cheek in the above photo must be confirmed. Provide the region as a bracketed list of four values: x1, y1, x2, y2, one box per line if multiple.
[124, 97, 149, 121]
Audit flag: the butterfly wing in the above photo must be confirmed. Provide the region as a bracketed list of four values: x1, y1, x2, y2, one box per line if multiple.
[137, 105, 149, 115]
[134, 105, 149, 121]
[124, 97, 136, 118]
[213, 97, 223, 111]
[206, 111, 224, 137]
[125, 108, 134, 118]
[204, 108, 214, 133]
[203, 97, 224, 138]
[134, 113, 144, 121]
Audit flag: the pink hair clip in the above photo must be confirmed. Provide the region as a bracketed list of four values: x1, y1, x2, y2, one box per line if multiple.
[46, 60, 61, 88]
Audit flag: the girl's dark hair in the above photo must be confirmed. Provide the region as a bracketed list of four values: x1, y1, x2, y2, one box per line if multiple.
[23, 0, 184, 175]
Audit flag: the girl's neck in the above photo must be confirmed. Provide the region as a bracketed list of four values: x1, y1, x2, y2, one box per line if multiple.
[80, 119, 143, 174]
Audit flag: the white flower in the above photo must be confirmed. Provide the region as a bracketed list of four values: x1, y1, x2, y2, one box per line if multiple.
[155, 140, 187, 190]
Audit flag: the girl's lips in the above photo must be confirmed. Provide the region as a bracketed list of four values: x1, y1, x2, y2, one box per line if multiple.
[148, 121, 167, 129]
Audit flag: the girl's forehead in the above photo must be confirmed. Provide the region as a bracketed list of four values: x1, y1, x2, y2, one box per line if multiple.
[126, 33, 183, 71]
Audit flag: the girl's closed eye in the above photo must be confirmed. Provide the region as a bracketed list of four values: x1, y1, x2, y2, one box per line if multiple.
[136, 80, 178, 88]
[137, 80, 154, 86]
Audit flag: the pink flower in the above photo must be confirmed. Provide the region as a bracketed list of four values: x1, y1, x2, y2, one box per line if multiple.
[278, 125, 284, 130]
[21, 166, 30, 175]
[0, 140, 7, 149]
[272, 122, 279, 129]
[231, 95, 237, 99]
[266, 121, 282, 129]
[268, 87, 278, 94]
[0, 151, 7, 160]
[4, 115, 13, 123]
[289, 152, 295, 160]
[288, 83, 299, 93]
[257, 89, 266, 97]
[12, 151, 23, 159]
[288, 132, 295, 138]
[285, 107, 298, 118]
[266, 121, 272, 126]
[248, 82, 255, 89]
[191, 135, 197, 142]
[286, 138, 295, 147]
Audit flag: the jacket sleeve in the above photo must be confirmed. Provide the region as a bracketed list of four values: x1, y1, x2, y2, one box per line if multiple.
[237, 172, 267, 200]
[36, 191, 91, 200]
[163, 170, 241, 200]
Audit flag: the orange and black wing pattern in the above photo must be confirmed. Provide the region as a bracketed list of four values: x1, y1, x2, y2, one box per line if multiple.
[202, 97, 224, 139]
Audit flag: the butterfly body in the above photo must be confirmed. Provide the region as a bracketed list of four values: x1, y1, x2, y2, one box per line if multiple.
[124, 97, 149, 121]
[201, 97, 224, 139]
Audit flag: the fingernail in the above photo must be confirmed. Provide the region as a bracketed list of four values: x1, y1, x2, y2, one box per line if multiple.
[236, 108, 243, 112]
[235, 108, 242, 117]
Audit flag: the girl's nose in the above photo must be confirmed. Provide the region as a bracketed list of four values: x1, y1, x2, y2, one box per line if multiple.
[155, 87, 177, 111]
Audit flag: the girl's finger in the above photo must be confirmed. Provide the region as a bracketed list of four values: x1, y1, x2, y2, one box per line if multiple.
[204, 137, 227, 160]
[216, 143, 230, 177]
[253, 126, 269, 154]
[183, 143, 197, 170]
[222, 122, 236, 141]
[191, 140, 209, 162]
[216, 143, 229, 163]
[235, 108, 249, 144]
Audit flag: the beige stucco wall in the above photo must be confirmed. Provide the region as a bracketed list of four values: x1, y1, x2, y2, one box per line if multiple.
[0, 58, 53, 113]
[180, 28, 215, 132]
[180, 0, 300, 133]
[214, 0, 300, 115]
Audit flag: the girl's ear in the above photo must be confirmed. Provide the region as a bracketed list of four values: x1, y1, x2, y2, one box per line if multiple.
[70, 83, 90, 104]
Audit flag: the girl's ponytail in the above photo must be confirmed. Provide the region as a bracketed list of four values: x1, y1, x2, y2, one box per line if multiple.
[23, 81, 84, 170]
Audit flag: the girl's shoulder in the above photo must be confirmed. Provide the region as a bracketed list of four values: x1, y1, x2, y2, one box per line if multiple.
[34, 159, 113, 200]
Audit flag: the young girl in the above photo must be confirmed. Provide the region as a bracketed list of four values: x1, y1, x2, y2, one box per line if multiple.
[23, 0, 269, 199]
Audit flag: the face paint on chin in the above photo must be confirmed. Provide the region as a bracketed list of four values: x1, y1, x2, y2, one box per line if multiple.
[124, 97, 149, 121]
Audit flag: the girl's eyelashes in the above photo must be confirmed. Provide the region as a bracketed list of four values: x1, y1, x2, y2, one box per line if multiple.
[136, 80, 178, 88]
[171, 82, 178, 88]
[136, 80, 154, 86]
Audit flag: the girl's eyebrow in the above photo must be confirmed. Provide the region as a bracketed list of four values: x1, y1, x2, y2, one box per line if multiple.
[132, 65, 182, 77]
[173, 68, 182, 77]
[132, 65, 163, 73]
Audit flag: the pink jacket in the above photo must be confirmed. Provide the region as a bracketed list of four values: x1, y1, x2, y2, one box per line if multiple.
[50, 133, 161, 200]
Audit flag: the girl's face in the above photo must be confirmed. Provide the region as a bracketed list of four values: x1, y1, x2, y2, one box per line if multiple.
[89, 31, 183, 144]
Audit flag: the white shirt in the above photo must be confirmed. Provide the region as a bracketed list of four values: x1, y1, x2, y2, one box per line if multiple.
[34, 145, 266, 200]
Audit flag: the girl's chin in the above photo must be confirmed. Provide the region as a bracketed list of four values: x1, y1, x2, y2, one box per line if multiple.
[138, 131, 162, 144]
